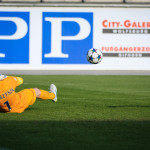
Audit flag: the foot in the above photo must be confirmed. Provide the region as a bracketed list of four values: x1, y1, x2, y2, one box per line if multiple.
[50, 84, 57, 102]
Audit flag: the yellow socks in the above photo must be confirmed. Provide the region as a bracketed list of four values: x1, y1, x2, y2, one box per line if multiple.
[38, 89, 55, 100]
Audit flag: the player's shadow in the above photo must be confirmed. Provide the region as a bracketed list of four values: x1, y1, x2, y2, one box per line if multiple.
[108, 105, 150, 108]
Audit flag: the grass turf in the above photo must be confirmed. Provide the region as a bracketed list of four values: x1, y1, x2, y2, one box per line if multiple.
[0, 75, 150, 150]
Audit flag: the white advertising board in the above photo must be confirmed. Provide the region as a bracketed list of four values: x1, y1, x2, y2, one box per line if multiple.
[0, 7, 150, 70]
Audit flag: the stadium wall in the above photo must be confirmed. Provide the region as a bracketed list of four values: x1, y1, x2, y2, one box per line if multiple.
[0, 3, 150, 72]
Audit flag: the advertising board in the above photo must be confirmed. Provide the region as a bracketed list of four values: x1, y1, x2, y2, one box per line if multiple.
[0, 7, 150, 70]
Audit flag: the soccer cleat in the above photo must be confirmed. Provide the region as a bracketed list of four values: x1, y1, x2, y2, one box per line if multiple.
[50, 84, 57, 102]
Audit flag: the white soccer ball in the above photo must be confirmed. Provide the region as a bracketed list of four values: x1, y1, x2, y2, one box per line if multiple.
[86, 48, 103, 64]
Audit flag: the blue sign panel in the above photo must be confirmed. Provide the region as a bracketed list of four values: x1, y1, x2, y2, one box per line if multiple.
[42, 12, 93, 64]
[0, 12, 29, 64]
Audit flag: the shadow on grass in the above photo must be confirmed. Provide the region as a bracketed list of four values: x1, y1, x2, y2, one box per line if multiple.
[0, 120, 150, 150]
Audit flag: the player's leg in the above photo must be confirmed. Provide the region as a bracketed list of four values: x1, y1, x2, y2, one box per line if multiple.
[34, 88, 55, 100]
[12, 84, 57, 113]
[34, 84, 57, 102]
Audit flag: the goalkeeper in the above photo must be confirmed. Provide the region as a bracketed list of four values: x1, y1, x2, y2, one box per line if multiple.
[0, 75, 57, 113]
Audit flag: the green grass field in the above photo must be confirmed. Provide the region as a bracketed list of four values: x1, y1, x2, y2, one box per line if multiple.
[0, 75, 150, 150]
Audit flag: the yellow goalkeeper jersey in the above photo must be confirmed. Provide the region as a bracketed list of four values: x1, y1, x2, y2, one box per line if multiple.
[0, 76, 24, 113]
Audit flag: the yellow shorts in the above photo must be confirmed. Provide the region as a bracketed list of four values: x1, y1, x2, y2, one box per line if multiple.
[19, 88, 36, 106]
[12, 88, 36, 113]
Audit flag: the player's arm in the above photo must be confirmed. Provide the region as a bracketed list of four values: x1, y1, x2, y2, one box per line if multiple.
[15, 77, 23, 86]
[8, 76, 23, 86]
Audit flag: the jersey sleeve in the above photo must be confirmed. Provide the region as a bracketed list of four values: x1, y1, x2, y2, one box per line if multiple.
[9, 76, 23, 87]
[16, 77, 23, 86]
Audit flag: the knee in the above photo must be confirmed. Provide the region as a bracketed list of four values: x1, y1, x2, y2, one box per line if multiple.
[34, 88, 41, 98]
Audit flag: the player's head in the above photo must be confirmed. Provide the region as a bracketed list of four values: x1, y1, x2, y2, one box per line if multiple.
[0, 74, 7, 81]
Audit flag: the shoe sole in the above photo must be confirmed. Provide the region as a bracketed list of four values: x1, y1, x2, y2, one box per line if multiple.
[50, 84, 57, 102]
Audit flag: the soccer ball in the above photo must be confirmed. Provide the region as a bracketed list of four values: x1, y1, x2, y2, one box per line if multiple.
[86, 48, 103, 64]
